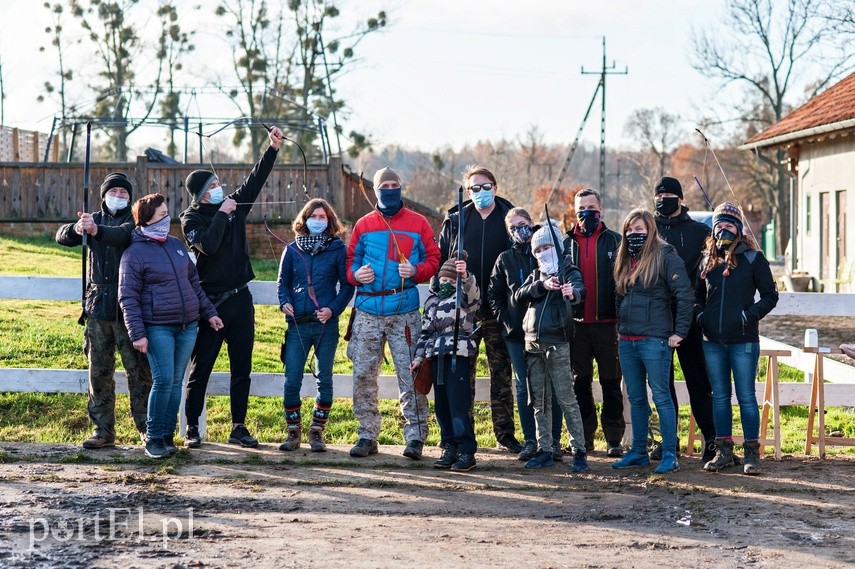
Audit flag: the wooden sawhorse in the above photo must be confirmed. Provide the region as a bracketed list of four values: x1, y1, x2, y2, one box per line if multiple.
[686, 348, 790, 460]
[803, 346, 854, 458]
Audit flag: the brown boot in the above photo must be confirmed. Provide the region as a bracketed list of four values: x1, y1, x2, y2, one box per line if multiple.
[82, 432, 115, 450]
[743, 440, 761, 475]
[278, 427, 302, 451]
[308, 427, 327, 453]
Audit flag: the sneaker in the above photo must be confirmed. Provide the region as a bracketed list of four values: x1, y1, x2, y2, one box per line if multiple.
[524, 450, 555, 469]
[349, 438, 378, 457]
[606, 444, 624, 458]
[612, 450, 651, 469]
[654, 451, 680, 474]
[701, 438, 717, 462]
[163, 435, 179, 456]
[307, 428, 326, 453]
[571, 449, 590, 473]
[228, 424, 259, 448]
[403, 440, 424, 460]
[649, 442, 663, 461]
[144, 438, 169, 459]
[434, 446, 459, 469]
[82, 433, 115, 450]
[498, 436, 523, 454]
[552, 449, 564, 462]
[279, 428, 302, 452]
[184, 425, 202, 449]
[450, 453, 476, 472]
[517, 441, 538, 462]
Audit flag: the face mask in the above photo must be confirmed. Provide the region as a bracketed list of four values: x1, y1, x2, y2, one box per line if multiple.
[655, 196, 680, 216]
[576, 209, 601, 236]
[438, 281, 455, 300]
[714, 228, 737, 254]
[535, 247, 559, 275]
[375, 187, 402, 217]
[141, 215, 171, 241]
[207, 187, 224, 205]
[306, 218, 328, 235]
[105, 196, 128, 213]
[510, 224, 533, 244]
[472, 189, 494, 209]
[625, 232, 647, 258]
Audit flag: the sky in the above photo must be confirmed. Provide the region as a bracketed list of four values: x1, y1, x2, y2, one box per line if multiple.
[0, 0, 732, 155]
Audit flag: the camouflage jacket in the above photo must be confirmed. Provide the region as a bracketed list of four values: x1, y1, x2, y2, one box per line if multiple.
[414, 273, 480, 360]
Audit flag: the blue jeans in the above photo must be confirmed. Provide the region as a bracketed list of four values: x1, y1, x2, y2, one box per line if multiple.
[619, 338, 677, 455]
[702, 341, 760, 440]
[145, 323, 198, 440]
[506, 339, 562, 446]
[283, 321, 339, 408]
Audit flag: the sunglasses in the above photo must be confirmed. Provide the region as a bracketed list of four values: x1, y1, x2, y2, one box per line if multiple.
[468, 183, 495, 192]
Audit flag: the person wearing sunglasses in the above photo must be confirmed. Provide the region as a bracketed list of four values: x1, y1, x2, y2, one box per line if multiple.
[435, 166, 522, 454]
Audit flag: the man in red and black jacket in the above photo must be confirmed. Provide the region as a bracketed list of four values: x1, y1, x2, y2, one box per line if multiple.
[563, 188, 625, 457]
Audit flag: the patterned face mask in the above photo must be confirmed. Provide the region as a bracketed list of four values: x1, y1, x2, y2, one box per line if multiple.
[510, 224, 533, 244]
[438, 281, 455, 299]
[714, 228, 737, 254]
[576, 209, 601, 236]
[625, 232, 647, 258]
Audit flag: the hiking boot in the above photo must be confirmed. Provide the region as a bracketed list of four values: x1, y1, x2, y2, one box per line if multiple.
[654, 451, 680, 474]
[743, 440, 761, 475]
[649, 442, 663, 461]
[403, 440, 424, 460]
[606, 443, 624, 458]
[703, 437, 736, 472]
[524, 450, 555, 469]
[144, 438, 169, 459]
[163, 435, 179, 457]
[612, 449, 651, 469]
[450, 453, 476, 472]
[278, 428, 302, 452]
[701, 438, 718, 462]
[228, 424, 259, 448]
[82, 432, 115, 450]
[308, 428, 326, 453]
[434, 446, 459, 469]
[571, 449, 590, 473]
[184, 425, 202, 449]
[497, 436, 523, 454]
[517, 441, 538, 462]
[349, 438, 378, 457]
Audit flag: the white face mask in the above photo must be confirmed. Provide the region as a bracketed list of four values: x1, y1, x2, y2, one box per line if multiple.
[535, 247, 559, 276]
[105, 196, 128, 213]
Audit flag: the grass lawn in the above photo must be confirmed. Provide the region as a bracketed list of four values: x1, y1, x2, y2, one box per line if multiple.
[1, 234, 853, 454]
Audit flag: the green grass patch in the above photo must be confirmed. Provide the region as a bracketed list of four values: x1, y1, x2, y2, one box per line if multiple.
[0, 234, 82, 276]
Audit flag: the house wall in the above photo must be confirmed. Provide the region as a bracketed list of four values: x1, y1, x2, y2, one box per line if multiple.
[797, 135, 855, 292]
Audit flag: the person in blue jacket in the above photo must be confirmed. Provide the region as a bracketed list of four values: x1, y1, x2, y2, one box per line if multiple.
[277, 199, 355, 453]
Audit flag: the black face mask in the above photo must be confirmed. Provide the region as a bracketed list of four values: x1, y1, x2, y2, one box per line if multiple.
[655, 196, 680, 216]
[625, 232, 647, 258]
[576, 209, 601, 236]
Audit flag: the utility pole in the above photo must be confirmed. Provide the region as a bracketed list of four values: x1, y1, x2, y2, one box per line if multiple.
[582, 37, 627, 205]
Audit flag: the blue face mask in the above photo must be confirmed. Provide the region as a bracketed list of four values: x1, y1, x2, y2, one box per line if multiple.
[472, 189, 494, 209]
[375, 187, 403, 217]
[141, 215, 171, 241]
[306, 218, 328, 235]
[207, 187, 224, 205]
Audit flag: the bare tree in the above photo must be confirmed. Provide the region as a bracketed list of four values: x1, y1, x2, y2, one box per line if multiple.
[691, 0, 855, 253]
[38, 2, 80, 153]
[156, 1, 195, 158]
[623, 107, 683, 179]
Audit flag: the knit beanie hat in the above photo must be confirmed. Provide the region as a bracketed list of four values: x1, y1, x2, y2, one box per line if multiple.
[100, 172, 133, 199]
[530, 222, 563, 253]
[439, 250, 468, 280]
[712, 202, 744, 235]
[373, 167, 402, 189]
[185, 170, 218, 201]
[654, 176, 683, 199]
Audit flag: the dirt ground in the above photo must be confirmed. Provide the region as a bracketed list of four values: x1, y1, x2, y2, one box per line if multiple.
[1, 441, 853, 569]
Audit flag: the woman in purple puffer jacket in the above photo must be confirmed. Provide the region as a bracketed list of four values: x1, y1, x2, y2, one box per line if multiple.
[119, 193, 223, 460]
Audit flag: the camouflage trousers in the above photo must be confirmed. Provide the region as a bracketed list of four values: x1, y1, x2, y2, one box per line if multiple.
[471, 318, 516, 444]
[347, 309, 428, 443]
[526, 341, 586, 453]
[83, 318, 153, 438]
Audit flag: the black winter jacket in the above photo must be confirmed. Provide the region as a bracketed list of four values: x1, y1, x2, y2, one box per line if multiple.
[696, 244, 779, 343]
[563, 223, 621, 321]
[55, 202, 134, 321]
[655, 206, 710, 294]
[119, 231, 217, 342]
[514, 256, 586, 346]
[488, 240, 538, 341]
[434, 195, 514, 319]
[180, 145, 278, 294]
[616, 243, 693, 339]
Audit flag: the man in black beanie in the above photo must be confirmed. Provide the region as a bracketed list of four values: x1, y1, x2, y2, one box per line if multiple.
[180, 125, 284, 448]
[653, 175, 717, 462]
[56, 172, 153, 449]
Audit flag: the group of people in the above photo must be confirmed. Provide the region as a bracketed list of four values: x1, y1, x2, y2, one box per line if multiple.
[59, 138, 779, 475]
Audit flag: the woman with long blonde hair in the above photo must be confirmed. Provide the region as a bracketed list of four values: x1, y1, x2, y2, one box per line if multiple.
[611, 208, 693, 474]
